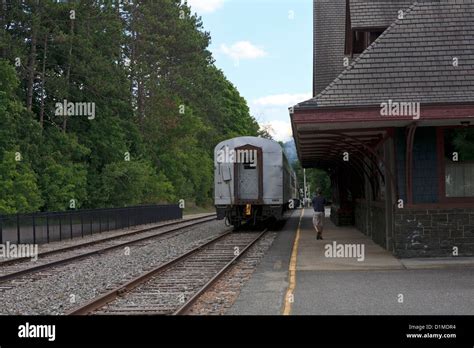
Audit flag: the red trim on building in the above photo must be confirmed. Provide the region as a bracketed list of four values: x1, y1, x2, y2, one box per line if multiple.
[436, 127, 446, 202]
[298, 127, 391, 134]
[293, 104, 474, 123]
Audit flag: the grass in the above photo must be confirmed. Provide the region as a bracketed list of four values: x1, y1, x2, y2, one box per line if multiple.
[183, 205, 215, 216]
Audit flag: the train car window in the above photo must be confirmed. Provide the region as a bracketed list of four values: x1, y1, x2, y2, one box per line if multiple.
[244, 163, 256, 170]
[222, 164, 232, 181]
[241, 151, 257, 170]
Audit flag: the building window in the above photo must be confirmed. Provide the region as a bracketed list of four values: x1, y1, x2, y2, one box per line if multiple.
[444, 128, 474, 197]
[369, 30, 384, 44]
[352, 31, 368, 54]
[351, 30, 385, 55]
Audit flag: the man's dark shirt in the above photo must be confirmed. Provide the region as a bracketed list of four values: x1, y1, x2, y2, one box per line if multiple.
[312, 196, 326, 212]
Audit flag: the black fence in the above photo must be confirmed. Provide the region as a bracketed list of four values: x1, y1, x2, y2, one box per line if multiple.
[0, 205, 182, 245]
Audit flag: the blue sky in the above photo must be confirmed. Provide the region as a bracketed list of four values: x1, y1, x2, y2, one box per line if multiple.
[186, 0, 313, 141]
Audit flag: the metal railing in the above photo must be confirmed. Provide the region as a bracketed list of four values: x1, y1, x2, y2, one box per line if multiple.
[0, 205, 182, 245]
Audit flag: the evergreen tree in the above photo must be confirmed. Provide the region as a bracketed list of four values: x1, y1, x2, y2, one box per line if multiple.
[0, 0, 261, 212]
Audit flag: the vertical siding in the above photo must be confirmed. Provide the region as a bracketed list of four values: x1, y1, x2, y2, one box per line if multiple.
[395, 127, 439, 204]
[412, 127, 439, 204]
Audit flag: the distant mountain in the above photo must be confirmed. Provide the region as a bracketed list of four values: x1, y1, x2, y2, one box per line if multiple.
[283, 139, 298, 164]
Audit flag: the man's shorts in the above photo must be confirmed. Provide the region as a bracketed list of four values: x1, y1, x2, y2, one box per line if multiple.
[313, 212, 324, 233]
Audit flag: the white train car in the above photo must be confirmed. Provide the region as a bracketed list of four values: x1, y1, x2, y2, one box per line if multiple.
[214, 136, 298, 227]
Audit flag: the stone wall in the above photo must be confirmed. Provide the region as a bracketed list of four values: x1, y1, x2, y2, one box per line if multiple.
[354, 200, 386, 249]
[394, 207, 474, 257]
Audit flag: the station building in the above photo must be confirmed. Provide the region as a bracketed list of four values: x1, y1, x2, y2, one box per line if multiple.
[291, 0, 474, 257]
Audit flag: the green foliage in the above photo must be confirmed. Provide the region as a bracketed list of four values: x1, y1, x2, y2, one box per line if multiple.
[0, 62, 43, 213]
[0, 0, 260, 212]
[39, 160, 88, 211]
[453, 129, 474, 161]
[292, 160, 332, 200]
[99, 160, 175, 207]
[308, 169, 331, 199]
[0, 151, 44, 214]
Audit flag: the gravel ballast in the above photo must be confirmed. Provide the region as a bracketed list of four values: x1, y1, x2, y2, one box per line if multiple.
[0, 220, 228, 315]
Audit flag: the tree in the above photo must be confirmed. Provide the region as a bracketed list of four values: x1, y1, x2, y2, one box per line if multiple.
[99, 160, 174, 207]
[0, 151, 44, 214]
[0, 0, 261, 212]
[292, 160, 332, 200]
[453, 128, 474, 161]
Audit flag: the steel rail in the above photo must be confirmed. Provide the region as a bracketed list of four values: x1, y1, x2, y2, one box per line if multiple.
[0, 214, 216, 267]
[173, 228, 268, 315]
[0, 215, 217, 284]
[66, 229, 235, 315]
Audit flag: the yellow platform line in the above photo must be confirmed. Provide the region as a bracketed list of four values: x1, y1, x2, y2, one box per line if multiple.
[282, 208, 304, 315]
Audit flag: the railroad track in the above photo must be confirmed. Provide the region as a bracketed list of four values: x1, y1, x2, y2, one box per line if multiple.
[0, 215, 216, 284]
[67, 229, 267, 315]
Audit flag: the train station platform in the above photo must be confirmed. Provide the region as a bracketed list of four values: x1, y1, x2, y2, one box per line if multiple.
[228, 209, 300, 315]
[297, 209, 403, 271]
[229, 208, 474, 315]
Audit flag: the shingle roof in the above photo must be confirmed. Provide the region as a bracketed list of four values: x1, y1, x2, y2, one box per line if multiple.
[298, 0, 474, 110]
[350, 0, 416, 29]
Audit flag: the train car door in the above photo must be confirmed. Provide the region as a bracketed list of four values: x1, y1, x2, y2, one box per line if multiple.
[234, 145, 263, 204]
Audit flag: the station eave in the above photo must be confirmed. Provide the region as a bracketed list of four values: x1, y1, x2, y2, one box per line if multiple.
[291, 103, 474, 168]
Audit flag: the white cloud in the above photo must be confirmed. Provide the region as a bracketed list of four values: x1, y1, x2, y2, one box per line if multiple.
[250, 92, 311, 142]
[219, 41, 267, 63]
[260, 120, 293, 142]
[186, 0, 225, 13]
[253, 93, 312, 107]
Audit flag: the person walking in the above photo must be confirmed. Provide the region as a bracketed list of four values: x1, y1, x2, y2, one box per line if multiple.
[312, 188, 326, 240]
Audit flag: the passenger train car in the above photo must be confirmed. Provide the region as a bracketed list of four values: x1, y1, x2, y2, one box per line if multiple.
[214, 136, 298, 227]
